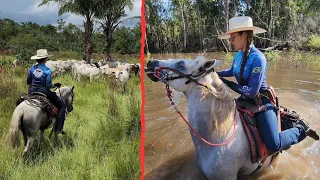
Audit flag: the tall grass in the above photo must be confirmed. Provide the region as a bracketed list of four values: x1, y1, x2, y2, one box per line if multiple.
[0, 66, 141, 179]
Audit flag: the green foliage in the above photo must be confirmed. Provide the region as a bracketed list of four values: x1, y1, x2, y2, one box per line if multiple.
[146, 0, 320, 53]
[15, 49, 34, 64]
[112, 25, 141, 54]
[264, 51, 280, 64]
[307, 34, 320, 49]
[0, 17, 140, 59]
[222, 52, 234, 62]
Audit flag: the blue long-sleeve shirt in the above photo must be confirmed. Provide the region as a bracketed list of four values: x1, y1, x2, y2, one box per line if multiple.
[27, 63, 55, 91]
[217, 44, 268, 99]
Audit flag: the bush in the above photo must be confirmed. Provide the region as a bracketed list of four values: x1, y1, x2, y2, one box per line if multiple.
[307, 34, 320, 49]
[264, 51, 280, 63]
[222, 52, 234, 62]
[16, 49, 33, 65]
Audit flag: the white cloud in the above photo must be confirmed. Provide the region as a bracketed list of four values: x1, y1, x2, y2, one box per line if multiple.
[23, 1, 59, 15]
[120, 0, 142, 27]
[64, 14, 83, 25]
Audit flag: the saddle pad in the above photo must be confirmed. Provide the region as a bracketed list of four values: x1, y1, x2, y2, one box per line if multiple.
[237, 108, 273, 163]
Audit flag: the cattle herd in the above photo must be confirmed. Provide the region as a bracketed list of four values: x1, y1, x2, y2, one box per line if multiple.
[38, 59, 140, 92]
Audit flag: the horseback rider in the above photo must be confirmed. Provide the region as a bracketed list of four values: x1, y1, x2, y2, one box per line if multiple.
[27, 49, 66, 135]
[216, 16, 316, 152]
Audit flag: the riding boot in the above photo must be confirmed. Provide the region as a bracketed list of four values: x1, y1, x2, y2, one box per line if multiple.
[55, 108, 66, 135]
[297, 119, 319, 140]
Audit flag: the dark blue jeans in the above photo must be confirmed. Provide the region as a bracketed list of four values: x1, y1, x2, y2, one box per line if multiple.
[255, 97, 306, 152]
[29, 87, 66, 132]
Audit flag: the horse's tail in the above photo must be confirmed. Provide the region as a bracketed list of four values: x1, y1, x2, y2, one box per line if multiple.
[6, 109, 23, 148]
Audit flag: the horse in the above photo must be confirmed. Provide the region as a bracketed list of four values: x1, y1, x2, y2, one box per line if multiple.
[6, 86, 75, 155]
[145, 56, 278, 180]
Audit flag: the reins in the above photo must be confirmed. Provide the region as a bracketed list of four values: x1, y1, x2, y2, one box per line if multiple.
[151, 67, 237, 146]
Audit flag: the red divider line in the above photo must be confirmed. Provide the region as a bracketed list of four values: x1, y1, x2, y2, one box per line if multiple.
[140, 0, 146, 179]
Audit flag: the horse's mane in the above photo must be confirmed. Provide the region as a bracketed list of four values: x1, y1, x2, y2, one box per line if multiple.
[200, 72, 235, 136]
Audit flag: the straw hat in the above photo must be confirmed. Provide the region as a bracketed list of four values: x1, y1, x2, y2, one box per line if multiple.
[218, 16, 267, 39]
[30, 49, 53, 60]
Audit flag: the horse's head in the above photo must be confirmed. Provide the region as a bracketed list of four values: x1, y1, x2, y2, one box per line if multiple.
[146, 56, 223, 92]
[57, 86, 75, 113]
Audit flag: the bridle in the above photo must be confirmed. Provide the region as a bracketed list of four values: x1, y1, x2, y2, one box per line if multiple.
[151, 66, 214, 88]
[54, 86, 74, 114]
[149, 66, 237, 147]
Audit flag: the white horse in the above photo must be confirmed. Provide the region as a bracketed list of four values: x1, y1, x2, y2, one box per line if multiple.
[6, 86, 75, 155]
[146, 56, 278, 180]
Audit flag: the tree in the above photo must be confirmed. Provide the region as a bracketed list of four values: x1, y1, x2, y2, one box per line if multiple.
[39, 0, 100, 63]
[96, 0, 139, 60]
[0, 18, 19, 49]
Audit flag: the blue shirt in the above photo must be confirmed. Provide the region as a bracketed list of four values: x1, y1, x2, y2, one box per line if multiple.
[27, 63, 55, 91]
[217, 45, 268, 98]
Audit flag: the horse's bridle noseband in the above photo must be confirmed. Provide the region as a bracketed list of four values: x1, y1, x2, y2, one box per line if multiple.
[152, 66, 214, 88]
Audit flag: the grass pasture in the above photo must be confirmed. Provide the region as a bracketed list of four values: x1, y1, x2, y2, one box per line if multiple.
[0, 63, 141, 180]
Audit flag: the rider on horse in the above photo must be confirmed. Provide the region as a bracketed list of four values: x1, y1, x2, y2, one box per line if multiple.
[216, 16, 314, 152]
[27, 49, 66, 135]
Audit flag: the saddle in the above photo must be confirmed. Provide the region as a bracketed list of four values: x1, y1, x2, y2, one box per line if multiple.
[236, 101, 273, 164]
[236, 86, 304, 165]
[16, 92, 58, 120]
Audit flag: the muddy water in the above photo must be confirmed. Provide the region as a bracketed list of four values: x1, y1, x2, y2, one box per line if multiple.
[144, 53, 320, 180]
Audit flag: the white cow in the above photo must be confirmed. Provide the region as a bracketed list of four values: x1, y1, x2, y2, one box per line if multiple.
[111, 69, 130, 93]
[45, 60, 60, 76]
[58, 60, 72, 71]
[76, 65, 102, 83]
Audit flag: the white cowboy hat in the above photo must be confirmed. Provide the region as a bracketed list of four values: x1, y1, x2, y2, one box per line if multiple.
[30, 49, 53, 60]
[218, 16, 267, 39]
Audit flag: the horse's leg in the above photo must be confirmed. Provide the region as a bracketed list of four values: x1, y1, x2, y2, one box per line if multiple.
[21, 127, 27, 147]
[38, 130, 44, 150]
[23, 136, 35, 155]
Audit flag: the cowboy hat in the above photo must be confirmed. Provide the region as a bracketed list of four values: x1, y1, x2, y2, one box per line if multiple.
[218, 16, 267, 39]
[30, 49, 53, 60]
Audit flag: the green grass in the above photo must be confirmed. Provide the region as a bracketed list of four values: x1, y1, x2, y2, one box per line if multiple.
[0, 66, 141, 180]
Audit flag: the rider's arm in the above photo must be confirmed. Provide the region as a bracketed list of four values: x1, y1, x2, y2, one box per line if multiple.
[27, 68, 32, 85]
[217, 59, 234, 77]
[221, 55, 266, 99]
[46, 70, 55, 89]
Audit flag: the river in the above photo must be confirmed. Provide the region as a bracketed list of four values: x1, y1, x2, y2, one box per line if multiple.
[144, 52, 320, 180]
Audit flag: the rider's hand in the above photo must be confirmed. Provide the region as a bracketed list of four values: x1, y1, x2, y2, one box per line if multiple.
[54, 83, 62, 88]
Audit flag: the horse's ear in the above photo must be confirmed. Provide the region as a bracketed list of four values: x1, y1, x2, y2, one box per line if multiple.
[200, 59, 223, 72]
[71, 86, 74, 91]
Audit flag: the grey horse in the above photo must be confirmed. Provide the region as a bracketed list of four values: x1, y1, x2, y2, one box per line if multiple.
[6, 86, 75, 155]
[146, 56, 279, 180]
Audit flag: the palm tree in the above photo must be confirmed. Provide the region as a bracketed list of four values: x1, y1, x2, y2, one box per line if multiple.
[39, 0, 99, 63]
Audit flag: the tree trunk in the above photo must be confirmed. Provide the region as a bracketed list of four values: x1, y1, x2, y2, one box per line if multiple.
[179, 0, 187, 52]
[267, 0, 273, 47]
[103, 26, 113, 61]
[84, 14, 93, 64]
[224, 0, 230, 51]
[197, 0, 203, 51]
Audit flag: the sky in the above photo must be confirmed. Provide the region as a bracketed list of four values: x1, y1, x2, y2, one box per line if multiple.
[0, 0, 141, 28]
